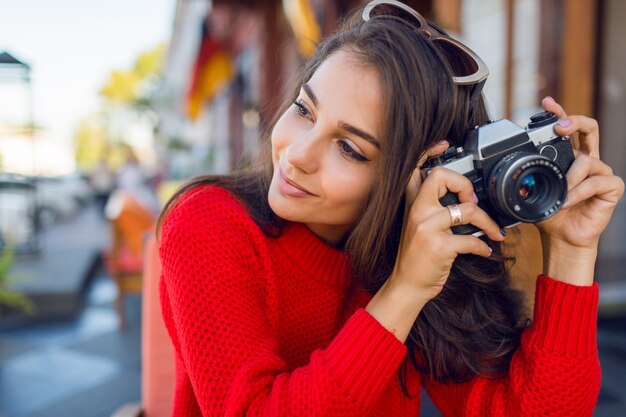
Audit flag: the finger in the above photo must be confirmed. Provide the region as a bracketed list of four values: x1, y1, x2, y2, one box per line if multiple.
[542, 96, 568, 119]
[417, 140, 450, 168]
[406, 141, 450, 206]
[565, 153, 613, 191]
[562, 174, 625, 209]
[553, 115, 600, 158]
[448, 234, 493, 258]
[425, 202, 505, 242]
[405, 167, 422, 205]
[418, 166, 476, 206]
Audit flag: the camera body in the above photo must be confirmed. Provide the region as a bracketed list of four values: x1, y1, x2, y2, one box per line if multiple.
[422, 111, 575, 236]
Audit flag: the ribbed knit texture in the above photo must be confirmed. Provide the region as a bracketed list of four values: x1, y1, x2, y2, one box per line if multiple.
[159, 185, 601, 416]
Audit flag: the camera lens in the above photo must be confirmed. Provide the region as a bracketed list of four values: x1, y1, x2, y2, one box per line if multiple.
[487, 152, 567, 222]
[519, 174, 538, 202]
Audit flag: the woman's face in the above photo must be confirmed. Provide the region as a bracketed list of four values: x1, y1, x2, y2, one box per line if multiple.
[268, 50, 385, 245]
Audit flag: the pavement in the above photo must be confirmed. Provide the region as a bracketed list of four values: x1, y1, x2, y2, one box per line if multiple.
[0, 202, 624, 416]
[1, 202, 105, 327]
[0, 204, 141, 417]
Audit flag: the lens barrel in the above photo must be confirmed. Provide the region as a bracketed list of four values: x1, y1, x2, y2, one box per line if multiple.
[487, 152, 567, 222]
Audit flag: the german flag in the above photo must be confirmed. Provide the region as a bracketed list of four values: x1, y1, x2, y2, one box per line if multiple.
[186, 20, 234, 120]
[282, 0, 321, 58]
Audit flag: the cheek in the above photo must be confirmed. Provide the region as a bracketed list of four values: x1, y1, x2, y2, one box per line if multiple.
[323, 166, 376, 211]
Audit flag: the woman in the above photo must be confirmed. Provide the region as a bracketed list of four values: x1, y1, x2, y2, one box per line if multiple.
[158, 1, 624, 416]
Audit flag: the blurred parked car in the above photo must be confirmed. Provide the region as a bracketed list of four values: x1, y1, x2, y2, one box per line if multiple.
[0, 173, 38, 251]
[34, 172, 93, 226]
[59, 171, 93, 206]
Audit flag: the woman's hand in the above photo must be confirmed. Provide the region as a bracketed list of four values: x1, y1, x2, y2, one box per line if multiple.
[390, 164, 505, 305]
[536, 97, 624, 285]
[366, 142, 505, 342]
[366, 141, 504, 342]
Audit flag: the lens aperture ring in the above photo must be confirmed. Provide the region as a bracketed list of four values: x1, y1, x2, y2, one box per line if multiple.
[488, 152, 567, 222]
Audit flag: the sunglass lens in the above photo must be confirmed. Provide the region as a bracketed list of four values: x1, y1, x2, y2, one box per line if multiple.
[432, 38, 479, 79]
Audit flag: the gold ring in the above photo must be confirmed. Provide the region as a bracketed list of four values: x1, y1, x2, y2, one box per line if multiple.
[447, 204, 463, 226]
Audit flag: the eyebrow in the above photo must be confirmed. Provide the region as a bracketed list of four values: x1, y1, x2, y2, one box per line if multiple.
[302, 83, 381, 149]
[302, 83, 318, 107]
[337, 122, 381, 149]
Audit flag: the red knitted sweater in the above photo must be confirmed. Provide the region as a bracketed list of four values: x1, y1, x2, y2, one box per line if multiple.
[159, 185, 601, 416]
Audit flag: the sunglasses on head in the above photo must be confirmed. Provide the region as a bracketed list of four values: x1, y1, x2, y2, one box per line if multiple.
[362, 0, 489, 99]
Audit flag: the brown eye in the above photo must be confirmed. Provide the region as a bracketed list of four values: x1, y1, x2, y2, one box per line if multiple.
[293, 100, 311, 119]
[338, 140, 368, 162]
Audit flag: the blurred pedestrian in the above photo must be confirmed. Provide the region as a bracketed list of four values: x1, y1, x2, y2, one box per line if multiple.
[117, 148, 159, 215]
[150, 156, 169, 202]
[157, 1, 624, 416]
[89, 158, 116, 218]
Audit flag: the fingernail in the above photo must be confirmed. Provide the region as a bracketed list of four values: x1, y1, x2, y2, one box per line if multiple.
[472, 192, 479, 204]
[545, 96, 555, 104]
[500, 228, 507, 237]
[438, 140, 449, 145]
[557, 119, 571, 128]
[488, 246, 493, 255]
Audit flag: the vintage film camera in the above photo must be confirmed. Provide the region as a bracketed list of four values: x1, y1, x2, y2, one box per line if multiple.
[422, 111, 575, 236]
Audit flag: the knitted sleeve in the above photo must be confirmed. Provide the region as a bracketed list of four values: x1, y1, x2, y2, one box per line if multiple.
[423, 275, 601, 417]
[158, 186, 407, 416]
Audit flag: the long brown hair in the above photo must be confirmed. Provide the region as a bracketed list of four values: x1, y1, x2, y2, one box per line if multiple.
[159, 6, 526, 389]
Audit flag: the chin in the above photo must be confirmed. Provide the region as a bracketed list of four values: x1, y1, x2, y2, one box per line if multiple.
[267, 183, 303, 223]
[267, 183, 288, 219]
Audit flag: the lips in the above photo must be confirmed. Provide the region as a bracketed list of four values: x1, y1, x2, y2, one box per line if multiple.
[277, 168, 315, 197]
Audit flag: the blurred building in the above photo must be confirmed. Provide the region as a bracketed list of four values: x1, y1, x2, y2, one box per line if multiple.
[155, 0, 626, 298]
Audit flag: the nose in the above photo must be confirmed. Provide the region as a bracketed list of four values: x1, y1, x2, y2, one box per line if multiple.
[285, 129, 321, 174]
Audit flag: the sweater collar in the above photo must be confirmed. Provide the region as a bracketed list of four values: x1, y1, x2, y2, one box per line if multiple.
[275, 222, 353, 288]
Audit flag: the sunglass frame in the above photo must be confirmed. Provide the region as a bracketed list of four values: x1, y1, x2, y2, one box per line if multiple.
[362, 0, 489, 86]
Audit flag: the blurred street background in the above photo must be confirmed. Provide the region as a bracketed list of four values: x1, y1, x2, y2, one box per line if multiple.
[1, 0, 625, 416]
